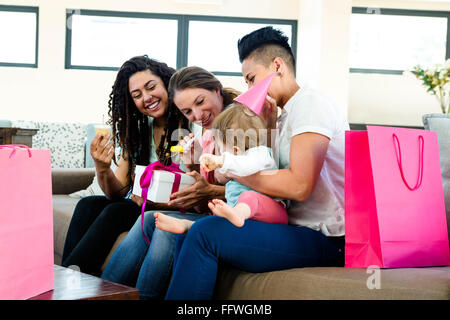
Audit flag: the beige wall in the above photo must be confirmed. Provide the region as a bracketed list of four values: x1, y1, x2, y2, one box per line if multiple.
[350, 0, 450, 126]
[1, 0, 447, 126]
[296, 0, 352, 116]
[0, 0, 299, 123]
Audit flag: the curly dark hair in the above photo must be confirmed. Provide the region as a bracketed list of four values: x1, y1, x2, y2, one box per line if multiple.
[107, 55, 190, 183]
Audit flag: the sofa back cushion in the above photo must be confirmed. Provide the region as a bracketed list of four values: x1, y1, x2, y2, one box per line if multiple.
[11, 120, 86, 168]
[0, 119, 12, 127]
[423, 114, 450, 244]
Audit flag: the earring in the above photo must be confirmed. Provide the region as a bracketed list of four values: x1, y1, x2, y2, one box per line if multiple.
[277, 72, 282, 76]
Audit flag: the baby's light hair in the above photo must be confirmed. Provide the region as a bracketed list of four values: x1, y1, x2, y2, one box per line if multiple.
[212, 102, 268, 153]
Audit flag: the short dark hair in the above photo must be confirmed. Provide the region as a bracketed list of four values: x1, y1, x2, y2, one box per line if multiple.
[237, 26, 295, 72]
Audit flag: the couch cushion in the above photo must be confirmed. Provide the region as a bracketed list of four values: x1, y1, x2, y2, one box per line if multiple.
[215, 266, 450, 300]
[52, 168, 96, 195]
[53, 195, 80, 265]
[423, 113, 450, 242]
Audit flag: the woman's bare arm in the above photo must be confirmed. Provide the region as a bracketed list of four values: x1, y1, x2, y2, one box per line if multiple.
[90, 133, 131, 200]
[96, 157, 131, 200]
[231, 132, 330, 202]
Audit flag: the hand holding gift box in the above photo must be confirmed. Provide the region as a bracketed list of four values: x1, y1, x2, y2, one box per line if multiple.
[133, 161, 195, 243]
[132, 163, 195, 204]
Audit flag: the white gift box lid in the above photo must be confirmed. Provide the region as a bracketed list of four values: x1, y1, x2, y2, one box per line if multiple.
[132, 165, 195, 203]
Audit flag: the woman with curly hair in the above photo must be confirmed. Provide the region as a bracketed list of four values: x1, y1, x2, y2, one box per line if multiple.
[61, 55, 202, 276]
[101, 66, 241, 299]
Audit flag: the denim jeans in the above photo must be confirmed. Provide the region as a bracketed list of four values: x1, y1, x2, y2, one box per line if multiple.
[166, 215, 345, 300]
[101, 210, 206, 299]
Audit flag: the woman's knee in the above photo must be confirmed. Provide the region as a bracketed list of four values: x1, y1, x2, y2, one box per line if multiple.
[185, 216, 226, 247]
[74, 195, 108, 212]
[96, 201, 139, 224]
[70, 196, 108, 224]
[134, 211, 159, 241]
[142, 211, 157, 228]
[150, 228, 178, 256]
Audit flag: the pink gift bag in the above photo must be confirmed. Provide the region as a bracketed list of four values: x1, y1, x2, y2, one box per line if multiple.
[345, 126, 450, 268]
[0, 145, 54, 299]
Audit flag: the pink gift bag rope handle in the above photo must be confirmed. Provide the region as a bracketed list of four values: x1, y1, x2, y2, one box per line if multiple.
[139, 161, 185, 244]
[0, 144, 32, 158]
[392, 134, 424, 191]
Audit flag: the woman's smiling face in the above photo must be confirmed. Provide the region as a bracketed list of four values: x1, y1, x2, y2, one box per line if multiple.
[128, 69, 169, 119]
[173, 87, 223, 129]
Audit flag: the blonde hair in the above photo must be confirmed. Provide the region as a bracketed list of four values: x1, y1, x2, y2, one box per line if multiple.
[212, 102, 268, 152]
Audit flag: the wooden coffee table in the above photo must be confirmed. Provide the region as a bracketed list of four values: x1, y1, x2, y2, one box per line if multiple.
[29, 265, 139, 300]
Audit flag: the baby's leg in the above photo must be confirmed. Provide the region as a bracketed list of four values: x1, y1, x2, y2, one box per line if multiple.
[237, 191, 288, 225]
[208, 199, 250, 227]
[154, 212, 194, 234]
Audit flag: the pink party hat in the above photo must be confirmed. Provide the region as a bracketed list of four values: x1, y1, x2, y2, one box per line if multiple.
[234, 73, 275, 115]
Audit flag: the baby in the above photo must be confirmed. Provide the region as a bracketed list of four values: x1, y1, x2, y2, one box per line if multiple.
[154, 103, 288, 233]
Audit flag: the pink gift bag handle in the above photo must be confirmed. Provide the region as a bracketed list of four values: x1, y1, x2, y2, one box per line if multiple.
[392, 134, 424, 191]
[0, 144, 32, 158]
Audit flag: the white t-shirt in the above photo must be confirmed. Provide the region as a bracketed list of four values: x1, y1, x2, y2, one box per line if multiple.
[276, 85, 348, 236]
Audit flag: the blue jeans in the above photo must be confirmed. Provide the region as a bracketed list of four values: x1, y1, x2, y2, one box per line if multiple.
[101, 210, 205, 299]
[166, 216, 345, 300]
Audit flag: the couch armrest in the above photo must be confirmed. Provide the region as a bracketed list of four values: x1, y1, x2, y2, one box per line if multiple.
[52, 168, 96, 195]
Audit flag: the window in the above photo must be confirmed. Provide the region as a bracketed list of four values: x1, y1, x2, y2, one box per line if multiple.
[65, 10, 297, 75]
[187, 17, 296, 75]
[349, 7, 449, 74]
[0, 5, 38, 68]
[66, 10, 179, 70]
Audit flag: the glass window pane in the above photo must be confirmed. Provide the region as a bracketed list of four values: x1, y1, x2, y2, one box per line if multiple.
[0, 10, 36, 64]
[70, 15, 178, 68]
[188, 21, 292, 73]
[349, 13, 447, 71]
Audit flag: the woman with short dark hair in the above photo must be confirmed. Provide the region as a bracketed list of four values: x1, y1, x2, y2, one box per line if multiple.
[165, 26, 348, 300]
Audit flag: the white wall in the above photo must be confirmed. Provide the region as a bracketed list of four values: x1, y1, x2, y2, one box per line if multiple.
[350, 0, 450, 126]
[0, 0, 299, 124]
[3, 0, 444, 126]
[297, 0, 352, 117]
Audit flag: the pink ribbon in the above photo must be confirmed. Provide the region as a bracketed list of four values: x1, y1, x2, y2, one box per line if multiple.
[392, 134, 424, 191]
[0, 144, 32, 158]
[139, 161, 185, 244]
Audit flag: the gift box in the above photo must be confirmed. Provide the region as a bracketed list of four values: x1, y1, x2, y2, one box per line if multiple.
[132, 164, 195, 203]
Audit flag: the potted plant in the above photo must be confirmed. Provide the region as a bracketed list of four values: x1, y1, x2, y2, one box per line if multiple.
[411, 60, 450, 114]
[408, 61, 450, 236]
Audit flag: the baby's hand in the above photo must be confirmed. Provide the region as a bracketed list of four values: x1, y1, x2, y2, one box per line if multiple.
[199, 154, 224, 172]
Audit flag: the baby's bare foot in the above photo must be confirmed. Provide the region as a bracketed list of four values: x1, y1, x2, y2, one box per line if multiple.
[154, 212, 191, 234]
[208, 199, 246, 227]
